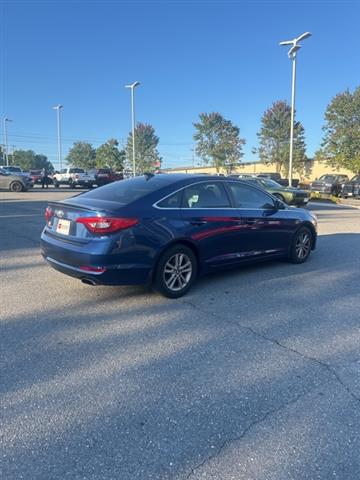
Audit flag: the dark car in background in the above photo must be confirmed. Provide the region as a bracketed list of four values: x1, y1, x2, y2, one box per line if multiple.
[310, 174, 349, 196]
[0, 167, 33, 192]
[41, 174, 317, 298]
[341, 175, 360, 199]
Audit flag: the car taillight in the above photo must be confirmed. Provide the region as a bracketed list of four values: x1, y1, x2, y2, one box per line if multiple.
[45, 206, 54, 223]
[76, 217, 138, 234]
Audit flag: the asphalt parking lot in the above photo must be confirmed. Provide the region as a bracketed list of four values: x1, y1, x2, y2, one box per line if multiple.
[1, 187, 360, 480]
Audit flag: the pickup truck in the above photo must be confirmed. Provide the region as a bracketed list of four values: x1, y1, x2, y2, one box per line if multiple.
[257, 172, 299, 188]
[53, 167, 95, 188]
[310, 174, 349, 196]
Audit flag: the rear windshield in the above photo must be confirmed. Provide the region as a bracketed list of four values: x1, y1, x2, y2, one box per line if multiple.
[319, 175, 336, 182]
[97, 169, 111, 174]
[81, 174, 177, 205]
[69, 168, 85, 173]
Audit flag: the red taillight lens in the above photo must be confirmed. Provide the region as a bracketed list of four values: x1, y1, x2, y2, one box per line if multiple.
[76, 217, 138, 234]
[45, 206, 54, 223]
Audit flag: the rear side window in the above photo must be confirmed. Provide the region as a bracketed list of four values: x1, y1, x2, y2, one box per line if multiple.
[182, 182, 230, 208]
[69, 168, 85, 173]
[81, 175, 179, 205]
[228, 182, 273, 209]
[157, 190, 182, 208]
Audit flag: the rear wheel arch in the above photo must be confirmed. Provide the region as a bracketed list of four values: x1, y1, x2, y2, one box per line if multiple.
[150, 239, 200, 280]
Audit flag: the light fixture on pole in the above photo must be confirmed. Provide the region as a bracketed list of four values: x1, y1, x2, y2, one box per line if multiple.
[279, 32, 312, 187]
[52, 104, 63, 169]
[125, 81, 140, 177]
[3, 117, 13, 167]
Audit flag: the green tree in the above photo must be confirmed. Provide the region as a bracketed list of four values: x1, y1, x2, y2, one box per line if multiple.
[96, 139, 125, 171]
[193, 112, 245, 173]
[316, 86, 360, 174]
[7, 149, 53, 172]
[125, 123, 162, 174]
[66, 142, 96, 169]
[256, 101, 307, 176]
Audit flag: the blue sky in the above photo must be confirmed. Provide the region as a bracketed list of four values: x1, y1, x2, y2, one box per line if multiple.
[1, 0, 359, 169]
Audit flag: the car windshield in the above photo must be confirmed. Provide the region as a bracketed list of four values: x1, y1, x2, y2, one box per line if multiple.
[258, 178, 282, 188]
[0, 168, 11, 176]
[5, 166, 22, 173]
[351, 175, 360, 182]
[319, 175, 336, 182]
[81, 174, 177, 205]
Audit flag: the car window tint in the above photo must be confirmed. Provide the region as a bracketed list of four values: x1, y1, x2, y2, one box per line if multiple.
[60, 169, 67, 174]
[157, 190, 182, 208]
[81, 175, 179, 205]
[228, 182, 273, 209]
[69, 168, 85, 173]
[182, 182, 230, 208]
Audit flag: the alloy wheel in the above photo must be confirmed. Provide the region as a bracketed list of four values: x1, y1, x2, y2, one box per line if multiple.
[163, 253, 193, 292]
[295, 231, 311, 260]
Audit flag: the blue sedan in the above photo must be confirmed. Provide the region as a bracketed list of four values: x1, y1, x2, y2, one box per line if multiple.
[41, 174, 317, 298]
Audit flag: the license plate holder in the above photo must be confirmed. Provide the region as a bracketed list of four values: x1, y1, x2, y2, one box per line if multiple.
[56, 218, 71, 235]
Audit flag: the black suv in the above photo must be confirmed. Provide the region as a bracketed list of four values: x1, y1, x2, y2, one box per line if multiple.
[310, 174, 349, 196]
[341, 175, 360, 199]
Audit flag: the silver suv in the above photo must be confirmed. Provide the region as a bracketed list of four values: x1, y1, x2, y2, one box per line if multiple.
[0, 168, 33, 192]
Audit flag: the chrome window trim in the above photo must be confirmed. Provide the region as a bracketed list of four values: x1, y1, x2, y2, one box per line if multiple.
[153, 179, 279, 211]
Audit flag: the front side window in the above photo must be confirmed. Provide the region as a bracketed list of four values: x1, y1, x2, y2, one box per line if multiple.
[227, 182, 274, 209]
[182, 182, 230, 208]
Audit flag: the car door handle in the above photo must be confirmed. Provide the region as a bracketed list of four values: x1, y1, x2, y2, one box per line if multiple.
[243, 218, 257, 225]
[190, 219, 208, 226]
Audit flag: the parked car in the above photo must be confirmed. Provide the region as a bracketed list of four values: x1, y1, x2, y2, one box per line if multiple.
[29, 170, 43, 184]
[0, 165, 34, 187]
[340, 175, 360, 199]
[41, 174, 317, 298]
[0, 167, 33, 192]
[53, 167, 95, 188]
[235, 176, 310, 206]
[310, 174, 349, 196]
[89, 168, 123, 187]
[257, 172, 299, 188]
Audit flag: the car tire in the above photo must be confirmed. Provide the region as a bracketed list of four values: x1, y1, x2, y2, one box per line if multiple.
[273, 193, 285, 203]
[154, 244, 197, 298]
[289, 226, 313, 264]
[10, 181, 24, 192]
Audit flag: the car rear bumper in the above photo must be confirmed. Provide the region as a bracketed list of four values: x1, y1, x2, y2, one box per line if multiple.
[41, 231, 152, 285]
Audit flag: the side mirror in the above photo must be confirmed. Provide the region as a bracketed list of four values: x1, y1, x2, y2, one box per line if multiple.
[263, 202, 281, 213]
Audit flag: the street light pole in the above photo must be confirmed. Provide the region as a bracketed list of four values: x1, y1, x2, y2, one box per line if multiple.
[125, 81, 140, 177]
[52, 105, 63, 170]
[3, 117, 12, 167]
[289, 53, 297, 188]
[279, 32, 312, 187]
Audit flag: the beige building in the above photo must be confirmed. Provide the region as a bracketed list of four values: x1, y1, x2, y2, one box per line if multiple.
[164, 159, 354, 183]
